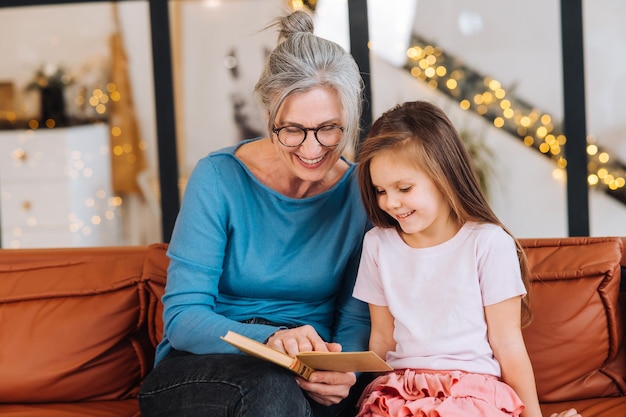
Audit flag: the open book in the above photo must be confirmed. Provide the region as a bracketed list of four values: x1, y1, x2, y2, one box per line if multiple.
[221, 330, 393, 381]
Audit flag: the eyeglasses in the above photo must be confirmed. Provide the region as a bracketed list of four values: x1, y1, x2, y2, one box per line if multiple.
[272, 125, 344, 148]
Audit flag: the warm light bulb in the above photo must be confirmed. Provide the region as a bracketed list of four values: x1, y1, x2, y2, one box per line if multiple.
[586, 144, 598, 155]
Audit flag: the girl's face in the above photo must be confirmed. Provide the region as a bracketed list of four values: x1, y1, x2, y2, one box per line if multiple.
[369, 151, 457, 248]
[273, 87, 344, 183]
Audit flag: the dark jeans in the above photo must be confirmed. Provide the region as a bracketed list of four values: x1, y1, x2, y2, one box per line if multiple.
[138, 349, 373, 417]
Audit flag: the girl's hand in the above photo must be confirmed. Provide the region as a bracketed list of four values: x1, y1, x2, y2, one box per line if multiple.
[550, 409, 581, 417]
[266, 325, 341, 356]
[296, 370, 357, 406]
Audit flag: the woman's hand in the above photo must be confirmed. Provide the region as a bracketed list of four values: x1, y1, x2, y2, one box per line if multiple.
[266, 325, 353, 405]
[295, 370, 357, 406]
[266, 325, 341, 356]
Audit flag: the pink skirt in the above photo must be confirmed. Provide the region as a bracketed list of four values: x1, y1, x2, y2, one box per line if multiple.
[356, 369, 525, 417]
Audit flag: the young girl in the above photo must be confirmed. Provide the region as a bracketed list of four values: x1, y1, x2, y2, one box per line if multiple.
[353, 101, 580, 417]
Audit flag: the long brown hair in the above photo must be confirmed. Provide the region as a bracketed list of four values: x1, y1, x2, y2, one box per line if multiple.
[357, 101, 532, 326]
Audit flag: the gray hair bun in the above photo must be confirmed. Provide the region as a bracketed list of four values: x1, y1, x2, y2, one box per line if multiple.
[278, 10, 314, 42]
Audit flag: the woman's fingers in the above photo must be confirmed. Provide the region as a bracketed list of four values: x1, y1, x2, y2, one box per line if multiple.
[266, 325, 333, 355]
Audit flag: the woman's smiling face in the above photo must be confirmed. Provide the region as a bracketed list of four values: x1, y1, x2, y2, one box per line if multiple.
[272, 87, 345, 183]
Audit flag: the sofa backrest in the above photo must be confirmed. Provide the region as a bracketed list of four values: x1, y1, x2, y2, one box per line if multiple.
[520, 237, 625, 402]
[0, 236, 623, 405]
[0, 246, 152, 403]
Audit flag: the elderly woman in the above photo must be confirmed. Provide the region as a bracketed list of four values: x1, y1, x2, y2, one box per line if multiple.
[138, 9, 371, 417]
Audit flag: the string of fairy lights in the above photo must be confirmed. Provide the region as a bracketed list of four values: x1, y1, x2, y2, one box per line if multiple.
[404, 33, 626, 204]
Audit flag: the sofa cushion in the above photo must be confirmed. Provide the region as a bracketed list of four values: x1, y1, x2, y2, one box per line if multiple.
[0, 246, 150, 403]
[540, 396, 626, 417]
[521, 237, 625, 403]
[142, 243, 169, 348]
[0, 399, 140, 417]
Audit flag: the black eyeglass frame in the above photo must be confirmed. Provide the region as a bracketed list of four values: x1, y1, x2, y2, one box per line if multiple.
[271, 125, 345, 148]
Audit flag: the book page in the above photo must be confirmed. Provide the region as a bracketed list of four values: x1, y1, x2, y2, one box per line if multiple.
[296, 351, 392, 373]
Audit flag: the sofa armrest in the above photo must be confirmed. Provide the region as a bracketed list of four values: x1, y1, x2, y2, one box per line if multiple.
[142, 243, 169, 349]
[520, 237, 625, 402]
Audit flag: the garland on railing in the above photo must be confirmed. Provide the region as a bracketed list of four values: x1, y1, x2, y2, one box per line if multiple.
[403, 33, 626, 205]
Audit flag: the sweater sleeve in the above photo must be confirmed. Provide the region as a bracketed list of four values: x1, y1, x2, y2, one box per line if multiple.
[161, 158, 280, 354]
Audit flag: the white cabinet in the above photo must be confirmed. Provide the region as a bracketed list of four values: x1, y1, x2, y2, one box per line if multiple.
[0, 124, 122, 248]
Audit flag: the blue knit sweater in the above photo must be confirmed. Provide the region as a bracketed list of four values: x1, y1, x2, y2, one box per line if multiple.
[155, 139, 371, 365]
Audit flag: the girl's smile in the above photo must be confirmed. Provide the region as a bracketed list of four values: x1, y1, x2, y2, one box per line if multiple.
[396, 210, 415, 220]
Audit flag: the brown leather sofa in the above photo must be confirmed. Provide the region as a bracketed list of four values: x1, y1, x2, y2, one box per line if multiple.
[0, 237, 624, 417]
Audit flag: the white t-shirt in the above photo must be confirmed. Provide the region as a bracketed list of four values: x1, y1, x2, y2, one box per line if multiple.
[353, 222, 527, 377]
